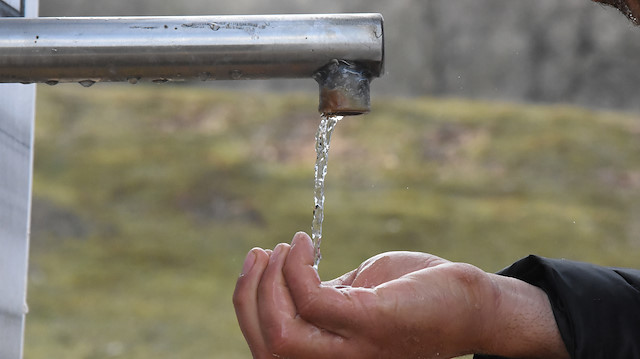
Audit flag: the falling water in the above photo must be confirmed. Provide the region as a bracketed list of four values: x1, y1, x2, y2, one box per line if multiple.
[311, 114, 342, 270]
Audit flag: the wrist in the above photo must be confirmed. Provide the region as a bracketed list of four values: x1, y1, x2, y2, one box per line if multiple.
[479, 274, 570, 359]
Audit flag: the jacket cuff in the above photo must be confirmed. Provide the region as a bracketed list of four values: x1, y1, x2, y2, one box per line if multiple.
[475, 255, 640, 359]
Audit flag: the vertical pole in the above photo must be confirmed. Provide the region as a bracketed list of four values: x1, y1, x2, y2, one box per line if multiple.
[0, 1, 38, 358]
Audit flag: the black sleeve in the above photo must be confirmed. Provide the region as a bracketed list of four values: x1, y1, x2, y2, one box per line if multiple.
[474, 255, 640, 359]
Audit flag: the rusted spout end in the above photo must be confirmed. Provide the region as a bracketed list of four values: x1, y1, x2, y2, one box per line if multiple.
[313, 60, 372, 116]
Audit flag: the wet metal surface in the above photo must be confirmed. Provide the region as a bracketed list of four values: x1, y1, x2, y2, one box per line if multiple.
[0, 14, 384, 85]
[314, 59, 373, 116]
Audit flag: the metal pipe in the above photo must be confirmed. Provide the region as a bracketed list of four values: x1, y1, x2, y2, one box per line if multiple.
[0, 14, 384, 84]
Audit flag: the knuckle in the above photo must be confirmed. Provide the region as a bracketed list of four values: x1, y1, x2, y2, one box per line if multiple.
[231, 291, 243, 307]
[232, 281, 250, 308]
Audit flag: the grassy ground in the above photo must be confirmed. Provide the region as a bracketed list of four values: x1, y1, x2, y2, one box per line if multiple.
[26, 84, 640, 358]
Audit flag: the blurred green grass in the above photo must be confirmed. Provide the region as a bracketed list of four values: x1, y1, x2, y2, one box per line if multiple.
[26, 84, 640, 358]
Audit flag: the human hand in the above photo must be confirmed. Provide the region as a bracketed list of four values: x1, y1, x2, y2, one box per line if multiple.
[233, 232, 496, 358]
[233, 232, 569, 359]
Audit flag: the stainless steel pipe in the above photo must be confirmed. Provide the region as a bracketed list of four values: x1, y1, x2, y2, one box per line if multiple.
[0, 14, 384, 84]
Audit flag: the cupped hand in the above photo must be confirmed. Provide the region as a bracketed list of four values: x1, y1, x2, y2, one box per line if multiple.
[233, 232, 496, 359]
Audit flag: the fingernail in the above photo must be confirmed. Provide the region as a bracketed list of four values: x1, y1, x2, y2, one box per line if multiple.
[271, 244, 283, 260]
[241, 250, 256, 276]
[291, 231, 308, 246]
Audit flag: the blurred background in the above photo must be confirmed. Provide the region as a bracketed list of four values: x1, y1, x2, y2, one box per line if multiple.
[27, 0, 640, 358]
[40, 0, 640, 111]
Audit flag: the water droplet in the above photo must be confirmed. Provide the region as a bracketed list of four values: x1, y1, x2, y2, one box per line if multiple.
[209, 23, 220, 31]
[152, 78, 169, 84]
[198, 72, 213, 81]
[127, 77, 140, 84]
[45, 80, 59, 86]
[229, 70, 243, 80]
[79, 80, 95, 88]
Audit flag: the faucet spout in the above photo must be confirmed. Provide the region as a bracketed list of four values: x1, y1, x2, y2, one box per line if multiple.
[314, 60, 373, 116]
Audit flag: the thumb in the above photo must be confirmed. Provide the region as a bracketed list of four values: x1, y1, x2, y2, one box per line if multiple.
[285, 232, 321, 283]
[283, 232, 372, 334]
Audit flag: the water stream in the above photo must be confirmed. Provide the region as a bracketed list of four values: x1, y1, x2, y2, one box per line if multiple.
[311, 114, 342, 270]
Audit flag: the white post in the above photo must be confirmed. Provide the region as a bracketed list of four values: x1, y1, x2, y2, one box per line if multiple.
[0, 1, 38, 358]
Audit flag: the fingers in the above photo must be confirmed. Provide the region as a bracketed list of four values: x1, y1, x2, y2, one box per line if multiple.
[257, 239, 357, 358]
[257, 243, 296, 346]
[350, 251, 450, 287]
[233, 248, 271, 357]
[323, 268, 358, 287]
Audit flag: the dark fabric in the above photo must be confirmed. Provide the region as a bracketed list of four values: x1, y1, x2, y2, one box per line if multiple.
[474, 255, 640, 359]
